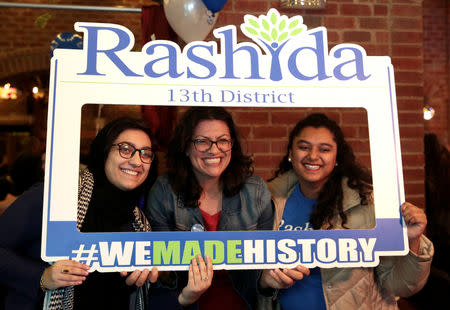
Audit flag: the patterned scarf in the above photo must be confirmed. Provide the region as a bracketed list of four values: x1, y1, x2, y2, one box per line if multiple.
[43, 169, 151, 310]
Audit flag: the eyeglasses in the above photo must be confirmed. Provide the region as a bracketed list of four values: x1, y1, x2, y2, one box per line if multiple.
[192, 138, 233, 153]
[112, 142, 154, 164]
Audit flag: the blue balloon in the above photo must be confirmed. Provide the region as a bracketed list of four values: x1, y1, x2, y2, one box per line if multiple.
[50, 32, 83, 58]
[201, 0, 227, 13]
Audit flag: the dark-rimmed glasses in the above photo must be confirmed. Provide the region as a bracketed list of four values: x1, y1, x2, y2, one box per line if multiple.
[112, 142, 154, 164]
[192, 138, 233, 153]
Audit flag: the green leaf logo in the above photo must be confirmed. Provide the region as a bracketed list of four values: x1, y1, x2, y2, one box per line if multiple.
[240, 8, 306, 45]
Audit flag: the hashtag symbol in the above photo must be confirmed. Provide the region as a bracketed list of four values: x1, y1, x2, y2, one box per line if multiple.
[71, 244, 99, 265]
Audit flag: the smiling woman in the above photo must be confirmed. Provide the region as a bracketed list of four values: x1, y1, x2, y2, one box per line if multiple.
[105, 130, 154, 191]
[259, 113, 433, 310]
[0, 117, 161, 310]
[145, 107, 275, 309]
[43, 117, 160, 309]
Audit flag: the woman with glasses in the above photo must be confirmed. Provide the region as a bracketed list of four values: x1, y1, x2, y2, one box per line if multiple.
[145, 107, 274, 309]
[0, 117, 159, 310]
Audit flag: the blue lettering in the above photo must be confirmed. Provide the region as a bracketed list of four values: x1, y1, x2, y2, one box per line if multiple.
[144, 43, 183, 78]
[333, 47, 371, 80]
[76, 24, 141, 77]
[288, 29, 331, 81]
[215, 27, 262, 80]
[186, 44, 217, 79]
[74, 22, 375, 83]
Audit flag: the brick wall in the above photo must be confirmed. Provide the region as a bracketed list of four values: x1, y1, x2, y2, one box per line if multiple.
[215, 0, 426, 205]
[1, 0, 446, 207]
[423, 0, 449, 145]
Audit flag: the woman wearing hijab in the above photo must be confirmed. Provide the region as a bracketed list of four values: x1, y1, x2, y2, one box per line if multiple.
[1, 117, 159, 310]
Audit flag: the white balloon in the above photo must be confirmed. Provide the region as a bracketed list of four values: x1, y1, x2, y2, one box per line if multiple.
[163, 0, 218, 43]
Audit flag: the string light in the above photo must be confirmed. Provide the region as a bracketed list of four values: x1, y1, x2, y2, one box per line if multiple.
[423, 106, 435, 120]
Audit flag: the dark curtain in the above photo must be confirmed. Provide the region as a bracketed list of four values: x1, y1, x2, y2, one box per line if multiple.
[141, 5, 177, 151]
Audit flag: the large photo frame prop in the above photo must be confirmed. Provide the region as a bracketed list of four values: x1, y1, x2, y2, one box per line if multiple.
[42, 9, 407, 271]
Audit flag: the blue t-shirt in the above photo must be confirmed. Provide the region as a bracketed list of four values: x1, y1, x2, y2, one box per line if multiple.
[278, 183, 326, 310]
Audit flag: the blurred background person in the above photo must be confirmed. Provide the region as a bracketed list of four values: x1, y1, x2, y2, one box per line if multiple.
[0, 150, 44, 216]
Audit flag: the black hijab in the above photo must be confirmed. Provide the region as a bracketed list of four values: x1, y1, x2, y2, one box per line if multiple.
[80, 117, 158, 232]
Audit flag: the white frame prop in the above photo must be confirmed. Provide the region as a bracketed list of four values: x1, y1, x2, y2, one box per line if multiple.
[42, 9, 408, 271]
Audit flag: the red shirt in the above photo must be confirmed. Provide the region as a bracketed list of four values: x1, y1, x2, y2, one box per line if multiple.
[199, 210, 248, 310]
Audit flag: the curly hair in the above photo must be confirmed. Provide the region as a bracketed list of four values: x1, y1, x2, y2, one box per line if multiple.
[271, 113, 372, 229]
[167, 107, 253, 208]
[87, 117, 158, 193]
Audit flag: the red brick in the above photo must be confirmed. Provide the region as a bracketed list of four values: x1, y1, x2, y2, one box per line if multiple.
[359, 126, 370, 139]
[375, 31, 390, 44]
[404, 183, 425, 196]
[396, 72, 422, 88]
[401, 154, 425, 167]
[324, 17, 356, 29]
[392, 18, 423, 31]
[341, 126, 358, 138]
[237, 126, 251, 138]
[395, 85, 424, 97]
[253, 126, 288, 139]
[392, 58, 423, 71]
[398, 111, 424, 124]
[272, 141, 288, 154]
[392, 32, 423, 44]
[341, 4, 372, 16]
[357, 155, 372, 169]
[217, 12, 246, 27]
[271, 111, 307, 125]
[327, 31, 340, 43]
[342, 111, 369, 125]
[343, 31, 371, 43]
[392, 45, 423, 57]
[402, 168, 425, 181]
[398, 126, 424, 139]
[359, 17, 388, 30]
[347, 139, 371, 153]
[235, 0, 268, 12]
[396, 98, 424, 111]
[364, 44, 389, 56]
[374, 5, 388, 16]
[253, 154, 283, 168]
[234, 111, 269, 124]
[400, 139, 423, 154]
[246, 140, 271, 154]
[392, 5, 422, 17]
[302, 16, 323, 29]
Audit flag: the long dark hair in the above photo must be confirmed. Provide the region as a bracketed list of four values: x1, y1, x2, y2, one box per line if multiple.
[87, 117, 158, 191]
[272, 113, 372, 229]
[167, 107, 253, 208]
